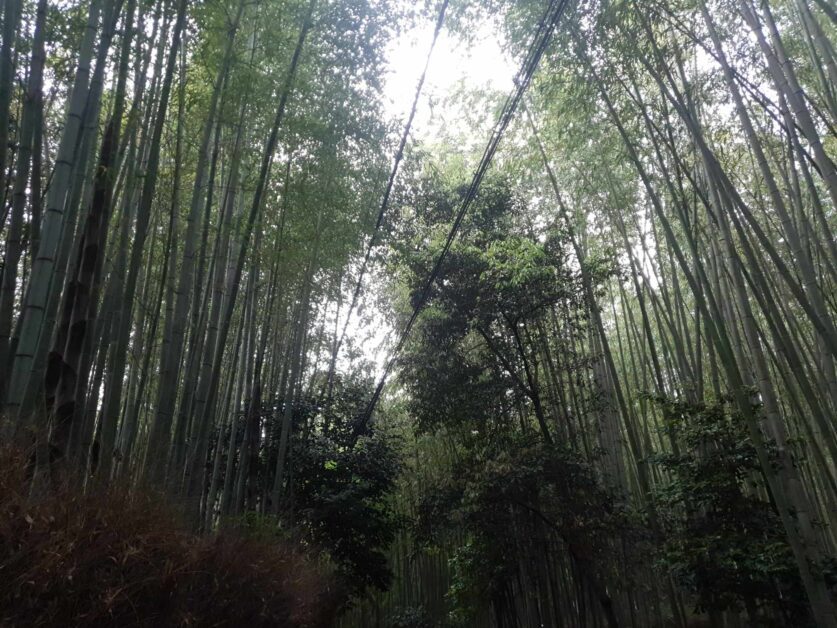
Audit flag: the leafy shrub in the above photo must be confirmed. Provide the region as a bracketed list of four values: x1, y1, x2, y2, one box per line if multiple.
[649, 397, 814, 625]
[291, 431, 401, 596]
[389, 605, 432, 628]
[414, 437, 642, 626]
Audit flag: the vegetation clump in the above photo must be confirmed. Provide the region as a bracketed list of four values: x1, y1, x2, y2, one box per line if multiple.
[0, 448, 340, 627]
[650, 397, 819, 626]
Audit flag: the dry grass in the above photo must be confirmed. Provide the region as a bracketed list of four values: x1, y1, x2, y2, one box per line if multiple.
[0, 447, 340, 627]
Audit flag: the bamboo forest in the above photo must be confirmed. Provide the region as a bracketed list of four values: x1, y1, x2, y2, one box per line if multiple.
[1, 0, 837, 625]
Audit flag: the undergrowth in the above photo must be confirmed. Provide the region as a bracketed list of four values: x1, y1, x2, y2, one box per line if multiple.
[0, 447, 341, 627]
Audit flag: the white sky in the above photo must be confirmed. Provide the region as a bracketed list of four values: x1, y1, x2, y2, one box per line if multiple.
[382, 15, 516, 140]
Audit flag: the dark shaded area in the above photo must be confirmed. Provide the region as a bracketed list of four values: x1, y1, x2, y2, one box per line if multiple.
[0, 447, 340, 627]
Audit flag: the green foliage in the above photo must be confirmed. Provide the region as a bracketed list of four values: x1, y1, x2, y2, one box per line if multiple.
[650, 397, 813, 625]
[282, 377, 402, 599]
[415, 435, 641, 625]
[291, 430, 402, 596]
[446, 538, 509, 626]
[388, 605, 433, 628]
[393, 173, 591, 441]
